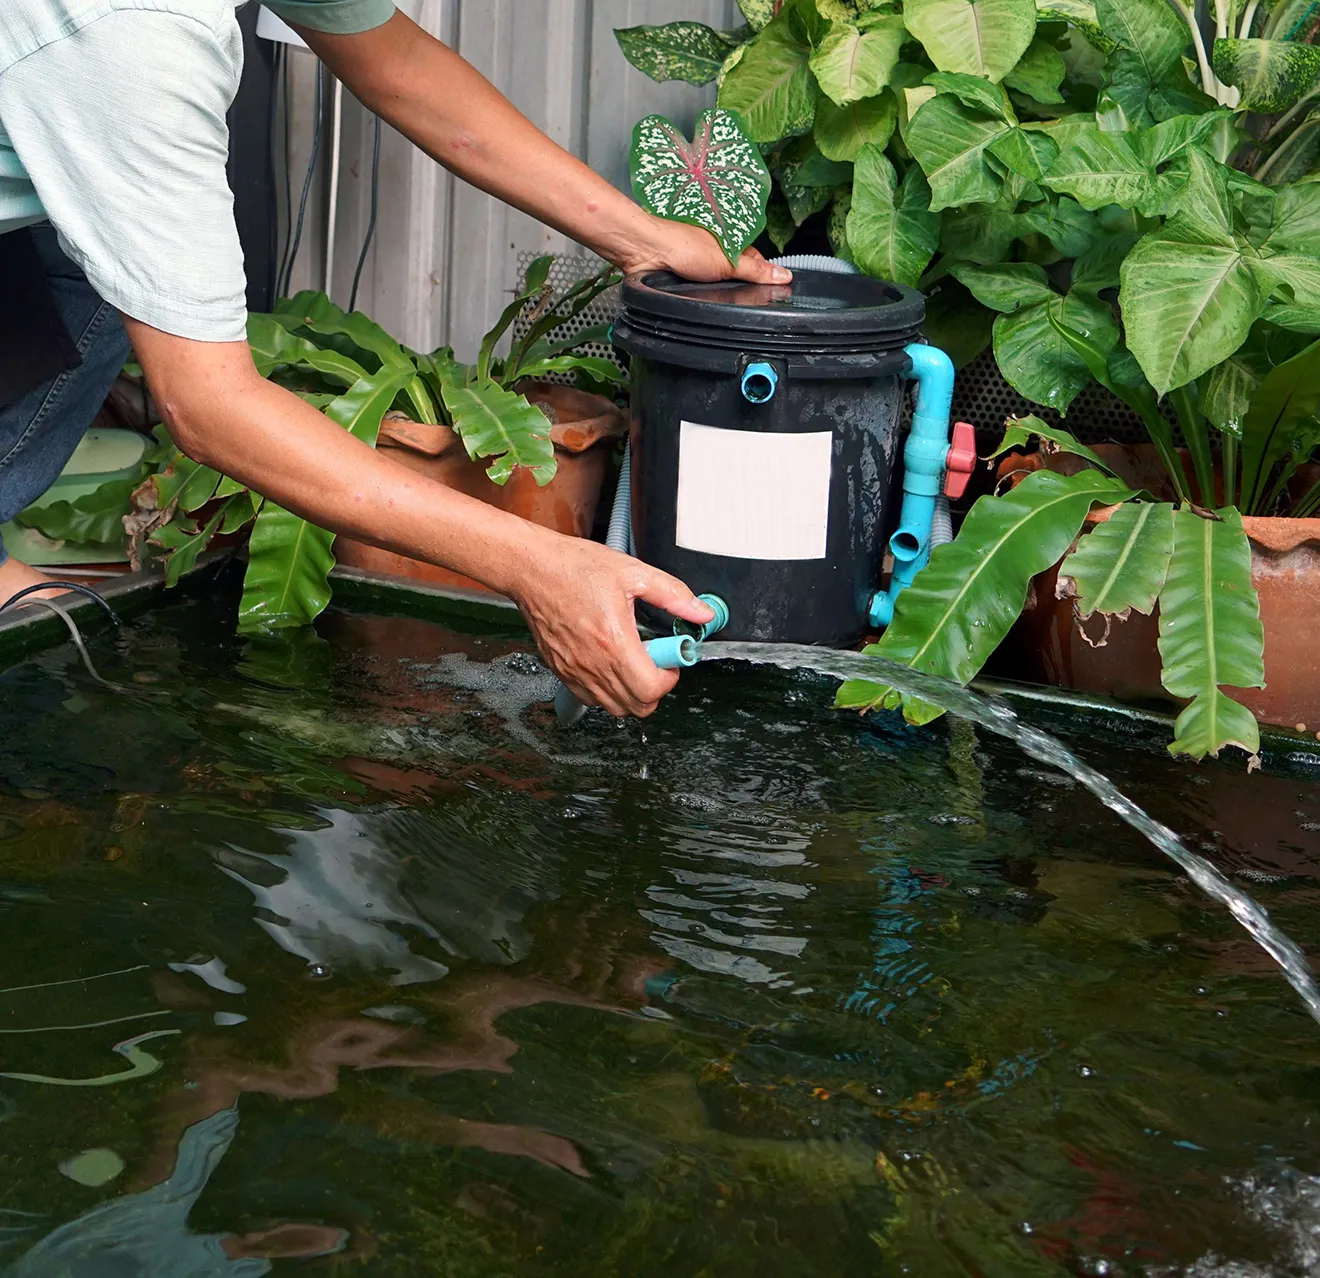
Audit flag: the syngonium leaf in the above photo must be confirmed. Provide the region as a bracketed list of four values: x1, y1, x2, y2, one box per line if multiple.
[1119, 150, 1272, 394]
[1240, 336, 1320, 509]
[845, 148, 941, 285]
[237, 367, 415, 633]
[615, 22, 747, 86]
[952, 261, 1119, 409]
[441, 378, 557, 487]
[904, 95, 1014, 209]
[1157, 507, 1265, 760]
[1057, 500, 1175, 617]
[810, 14, 907, 105]
[1003, 37, 1068, 101]
[834, 468, 1137, 723]
[631, 109, 770, 265]
[814, 90, 897, 160]
[1201, 321, 1312, 432]
[1042, 129, 1154, 209]
[1250, 180, 1320, 255]
[1093, 0, 1187, 89]
[717, 9, 817, 142]
[903, 0, 1038, 82]
[985, 412, 1118, 471]
[1212, 38, 1320, 113]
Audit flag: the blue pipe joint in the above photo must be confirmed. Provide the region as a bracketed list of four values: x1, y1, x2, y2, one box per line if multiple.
[676, 592, 729, 642]
[868, 342, 956, 630]
[645, 634, 698, 669]
[741, 361, 778, 404]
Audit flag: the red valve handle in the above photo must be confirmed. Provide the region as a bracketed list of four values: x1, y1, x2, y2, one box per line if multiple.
[944, 422, 977, 499]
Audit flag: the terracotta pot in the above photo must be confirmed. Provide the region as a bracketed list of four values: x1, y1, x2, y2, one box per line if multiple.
[333, 383, 626, 593]
[994, 445, 1320, 733]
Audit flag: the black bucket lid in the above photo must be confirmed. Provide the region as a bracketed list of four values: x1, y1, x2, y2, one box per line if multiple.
[618, 268, 924, 356]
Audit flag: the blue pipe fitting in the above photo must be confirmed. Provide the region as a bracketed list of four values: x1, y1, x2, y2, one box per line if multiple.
[869, 343, 956, 630]
[676, 592, 729, 642]
[741, 361, 778, 404]
[645, 634, 698, 669]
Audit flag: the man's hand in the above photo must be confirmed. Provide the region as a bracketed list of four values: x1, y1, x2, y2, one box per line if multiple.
[615, 218, 792, 288]
[513, 537, 714, 719]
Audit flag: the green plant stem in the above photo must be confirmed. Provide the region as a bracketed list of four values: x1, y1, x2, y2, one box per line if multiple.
[1293, 474, 1320, 517]
[1141, 403, 1194, 504]
[1222, 432, 1238, 507]
[1171, 385, 1216, 506]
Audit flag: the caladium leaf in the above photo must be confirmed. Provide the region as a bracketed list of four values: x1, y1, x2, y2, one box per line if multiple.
[630, 109, 771, 265]
[1120, 151, 1269, 394]
[716, 13, 817, 142]
[835, 469, 1137, 723]
[615, 22, 747, 86]
[905, 95, 1014, 209]
[846, 148, 940, 285]
[238, 367, 415, 633]
[903, 0, 1038, 82]
[814, 90, 897, 160]
[810, 14, 907, 105]
[441, 378, 557, 487]
[1157, 507, 1264, 760]
[1003, 37, 1068, 101]
[1212, 38, 1320, 113]
[1057, 500, 1175, 617]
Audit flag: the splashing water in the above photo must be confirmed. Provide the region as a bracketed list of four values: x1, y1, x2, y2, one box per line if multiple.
[700, 641, 1320, 1026]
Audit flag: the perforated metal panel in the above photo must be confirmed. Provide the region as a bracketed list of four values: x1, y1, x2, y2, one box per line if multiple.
[511, 251, 625, 384]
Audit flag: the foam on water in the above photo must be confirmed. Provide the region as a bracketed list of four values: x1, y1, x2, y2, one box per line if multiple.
[700, 641, 1320, 1026]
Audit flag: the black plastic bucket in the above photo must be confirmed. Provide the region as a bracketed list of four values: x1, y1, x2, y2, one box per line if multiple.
[612, 269, 925, 645]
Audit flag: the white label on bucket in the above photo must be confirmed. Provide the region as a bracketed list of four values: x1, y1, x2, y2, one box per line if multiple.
[675, 421, 832, 561]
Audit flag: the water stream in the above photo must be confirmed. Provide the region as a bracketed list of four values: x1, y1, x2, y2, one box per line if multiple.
[700, 640, 1320, 1026]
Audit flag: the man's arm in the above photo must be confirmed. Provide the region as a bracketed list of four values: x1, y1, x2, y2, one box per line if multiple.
[295, 11, 790, 285]
[126, 321, 712, 718]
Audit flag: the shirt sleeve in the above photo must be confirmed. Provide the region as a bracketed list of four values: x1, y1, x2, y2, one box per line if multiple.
[0, 6, 249, 343]
[263, 0, 396, 35]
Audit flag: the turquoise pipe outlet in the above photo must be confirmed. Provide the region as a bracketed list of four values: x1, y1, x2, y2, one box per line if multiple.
[676, 592, 729, 642]
[645, 634, 698, 669]
[741, 362, 778, 404]
[869, 343, 956, 629]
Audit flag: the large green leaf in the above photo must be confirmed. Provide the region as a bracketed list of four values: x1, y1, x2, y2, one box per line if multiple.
[247, 314, 367, 388]
[238, 368, 415, 633]
[1119, 151, 1269, 394]
[952, 262, 1118, 409]
[1157, 507, 1264, 759]
[814, 90, 897, 159]
[1057, 499, 1174, 617]
[835, 468, 1137, 722]
[1042, 129, 1153, 209]
[1240, 336, 1320, 509]
[631, 109, 771, 265]
[717, 12, 817, 141]
[1251, 180, 1320, 254]
[846, 148, 941, 285]
[810, 14, 907, 105]
[1093, 0, 1187, 88]
[1003, 37, 1068, 101]
[905, 95, 1014, 209]
[1017, 195, 1099, 255]
[903, 0, 1038, 82]
[615, 22, 747, 85]
[985, 412, 1118, 471]
[15, 470, 147, 547]
[940, 204, 1023, 262]
[441, 378, 556, 487]
[1212, 38, 1320, 113]
[154, 502, 228, 589]
[737, 0, 782, 30]
[925, 71, 1019, 119]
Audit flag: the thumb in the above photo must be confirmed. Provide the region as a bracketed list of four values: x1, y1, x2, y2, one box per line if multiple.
[735, 246, 792, 285]
[631, 565, 715, 626]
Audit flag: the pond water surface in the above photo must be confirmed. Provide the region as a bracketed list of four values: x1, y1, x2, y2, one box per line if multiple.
[1, 593, 1319, 1277]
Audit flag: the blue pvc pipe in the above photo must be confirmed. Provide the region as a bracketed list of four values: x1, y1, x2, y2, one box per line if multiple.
[868, 343, 956, 629]
[645, 634, 698, 669]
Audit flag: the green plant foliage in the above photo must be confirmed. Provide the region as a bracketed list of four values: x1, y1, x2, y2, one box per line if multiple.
[1042, 129, 1155, 209]
[615, 22, 747, 85]
[845, 147, 941, 284]
[717, 7, 818, 141]
[985, 413, 1117, 471]
[1212, 38, 1320, 112]
[903, 0, 1038, 82]
[835, 468, 1136, 723]
[1157, 507, 1265, 759]
[1003, 37, 1068, 101]
[630, 109, 772, 264]
[1239, 335, 1320, 509]
[904, 95, 1015, 209]
[1057, 499, 1175, 617]
[15, 469, 148, 548]
[737, 0, 782, 30]
[441, 378, 556, 486]
[1093, 0, 1189, 117]
[810, 13, 907, 105]
[814, 90, 898, 160]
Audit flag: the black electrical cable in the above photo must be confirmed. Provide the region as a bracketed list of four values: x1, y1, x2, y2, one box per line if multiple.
[278, 58, 325, 301]
[266, 42, 284, 304]
[0, 581, 121, 626]
[348, 114, 382, 314]
[276, 48, 294, 297]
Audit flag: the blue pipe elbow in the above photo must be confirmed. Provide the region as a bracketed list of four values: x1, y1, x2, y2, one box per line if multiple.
[868, 343, 956, 630]
[645, 634, 698, 669]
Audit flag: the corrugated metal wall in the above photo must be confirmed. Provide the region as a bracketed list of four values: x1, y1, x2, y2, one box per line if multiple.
[278, 0, 734, 357]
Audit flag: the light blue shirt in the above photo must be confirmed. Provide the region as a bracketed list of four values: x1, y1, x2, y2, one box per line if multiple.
[0, 0, 394, 342]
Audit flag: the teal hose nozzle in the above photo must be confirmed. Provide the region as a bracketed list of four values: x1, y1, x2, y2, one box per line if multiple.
[645, 634, 698, 669]
[675, 593, 730, 642]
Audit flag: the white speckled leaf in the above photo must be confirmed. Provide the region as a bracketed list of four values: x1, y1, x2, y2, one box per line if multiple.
[615, 22, 746, 86]
[1212, 37, 1320, 112]
[631, 109, 772, 264]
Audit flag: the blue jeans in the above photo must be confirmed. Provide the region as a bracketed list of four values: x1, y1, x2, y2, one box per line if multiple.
[0, 225, 131, 568]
